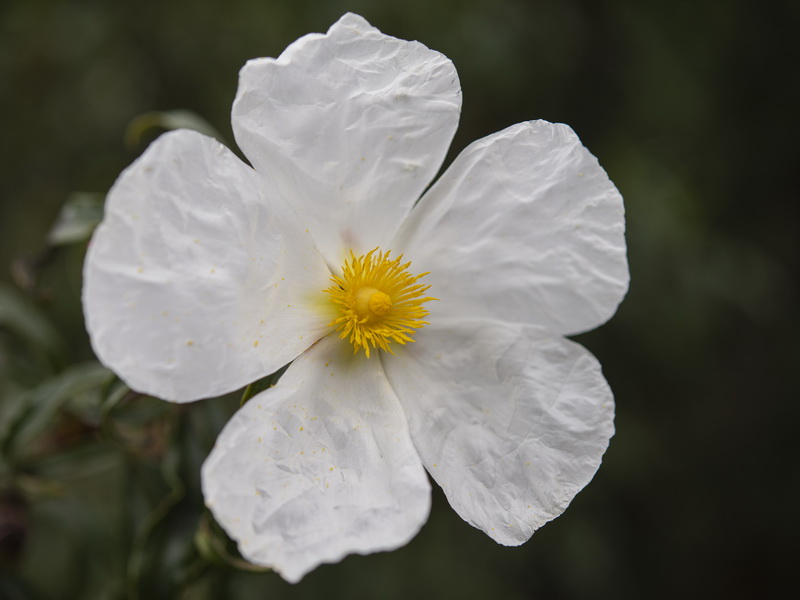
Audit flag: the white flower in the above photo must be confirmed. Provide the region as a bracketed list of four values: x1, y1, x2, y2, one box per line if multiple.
[83, 13, 628, 583]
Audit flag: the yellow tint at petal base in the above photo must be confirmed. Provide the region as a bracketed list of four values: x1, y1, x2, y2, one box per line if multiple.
[324, 248, 436, 357]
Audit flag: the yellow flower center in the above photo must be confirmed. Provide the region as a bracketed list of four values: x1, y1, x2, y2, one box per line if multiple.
[324, 248, 436, 357]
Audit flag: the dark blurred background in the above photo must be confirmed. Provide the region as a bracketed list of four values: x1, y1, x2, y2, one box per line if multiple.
[1, 0, 798, 598]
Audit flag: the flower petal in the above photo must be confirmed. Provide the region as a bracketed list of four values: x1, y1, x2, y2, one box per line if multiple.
[392, 120, 629, 336]
[83, 130, 333, 402]
[201, 334, 431, 583]
[232, 13, 462, 266]
[382, 319, 614, 545]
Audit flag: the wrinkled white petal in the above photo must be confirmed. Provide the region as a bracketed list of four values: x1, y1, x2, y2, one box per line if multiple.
[83, 130, 333, 402]
[232, 13, 461, 267]
[382, 319, 614, 545]
[392, 120, 629, 337]
[202, 334, 431, 583]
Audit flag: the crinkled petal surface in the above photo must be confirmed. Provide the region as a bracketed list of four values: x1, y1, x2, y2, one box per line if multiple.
[392, 120, 629, 337]
[202, 334, 431, 583]
[382, 319, 614, 545]
[83, 130, 333, 402]
[232, 12, 461, 266]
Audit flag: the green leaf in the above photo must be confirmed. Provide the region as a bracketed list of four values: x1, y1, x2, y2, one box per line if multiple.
[0, 282, 68, 374]
[1, 362, 114, 462]
[124, 110, 227, 150]
[47, 192, 105, 246]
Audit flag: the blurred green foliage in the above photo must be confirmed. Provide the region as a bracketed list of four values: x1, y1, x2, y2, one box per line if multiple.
[1, 0, 798, 598]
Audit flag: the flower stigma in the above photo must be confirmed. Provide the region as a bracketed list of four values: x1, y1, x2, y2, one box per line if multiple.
[324, 248, 436, 357]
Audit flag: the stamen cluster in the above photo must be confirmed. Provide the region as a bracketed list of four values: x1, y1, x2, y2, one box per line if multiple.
[324, 248, 435, 357]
